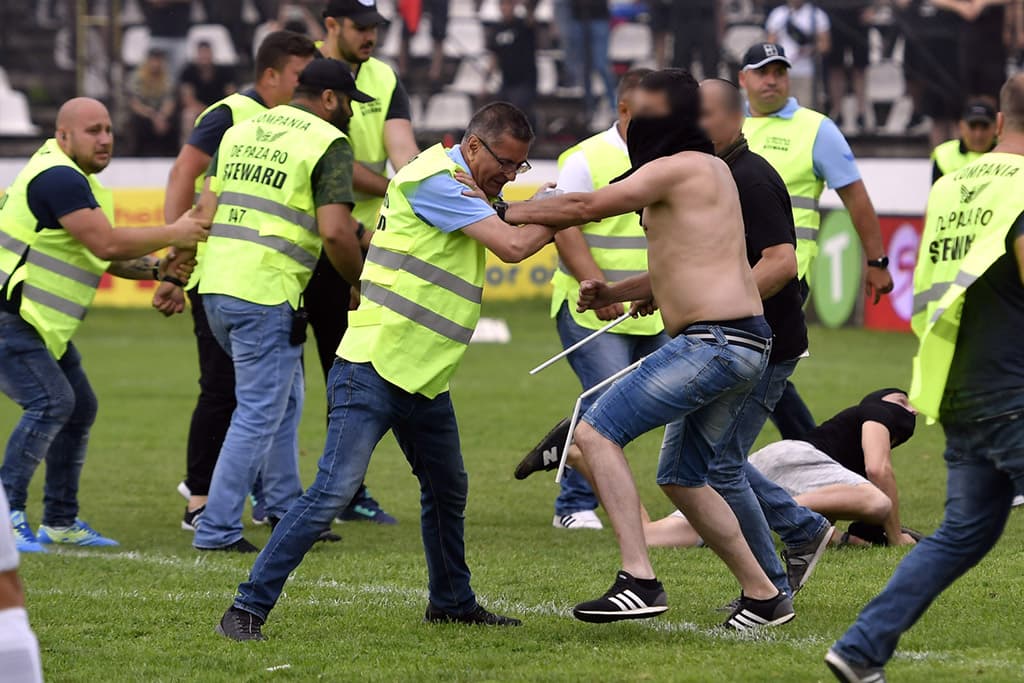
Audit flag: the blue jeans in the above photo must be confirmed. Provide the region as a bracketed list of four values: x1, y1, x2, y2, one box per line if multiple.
[0, 311, 97, 527]
[582, 321, 770, 487]
[193, 295, 304, 549]
[234, 360, 475, 620]
[708, 358, 830, 595]
[555, 303, 668, 516]
[833, 388, 1024, 667]
[565, 18, 617, 112]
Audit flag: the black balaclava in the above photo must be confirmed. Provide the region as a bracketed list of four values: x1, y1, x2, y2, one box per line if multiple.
[614, 69, 715, 184]
[860, 388, 917, 447]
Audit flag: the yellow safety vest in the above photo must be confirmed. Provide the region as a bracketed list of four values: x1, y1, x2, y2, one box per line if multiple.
[186, 92, 267, 290]
[930, 139, 986, 181]
[198, 105, 347, 308]
[339, 144, 485, 398]
[909, 152, 1024, 420]
[744, 107, 827, 279]
[349, 58, 398, 227]
[0, 139, 114, 358]
[550, 133, 663, 335]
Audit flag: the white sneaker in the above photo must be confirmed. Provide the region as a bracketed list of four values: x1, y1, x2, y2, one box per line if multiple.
[553, 510, 603, 530]
[1013, 495, 1024, 508]
[177, 481, 191, 500]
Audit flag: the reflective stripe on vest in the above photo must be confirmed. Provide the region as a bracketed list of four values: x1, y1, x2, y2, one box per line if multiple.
[198, 104, 346, 307]
[22, 284, 88, 320]
[349, 58, 399, 227]
[743, 107, 827, 279]
[909, 152, 1024, 420]
[549, 131, 663, 335]
[338, 144, 486, 398]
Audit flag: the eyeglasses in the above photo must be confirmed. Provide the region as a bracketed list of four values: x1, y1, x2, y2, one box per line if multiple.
[476, 136, 532, 176]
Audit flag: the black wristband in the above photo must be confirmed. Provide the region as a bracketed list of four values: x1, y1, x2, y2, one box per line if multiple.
[355, 222, 366, 241]
[161, 276, 187, 288]
[152, 266, 160, 280]
[493, 200, 509, 223]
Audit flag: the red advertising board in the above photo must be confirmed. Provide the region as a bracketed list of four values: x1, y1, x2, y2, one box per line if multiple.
[862, 216, 925, 333]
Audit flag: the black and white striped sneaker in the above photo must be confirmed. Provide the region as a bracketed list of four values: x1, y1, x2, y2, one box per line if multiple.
[723, 591, 795, 630]
[572, 571, 668, 623]
[825, 648, 887, 682]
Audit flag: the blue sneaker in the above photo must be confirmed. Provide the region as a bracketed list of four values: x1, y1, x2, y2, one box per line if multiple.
[250, 494, 268, 526]
[9, 511, 46, 553]
[336, 486, 397, 525]
[37, 519, 119, 547]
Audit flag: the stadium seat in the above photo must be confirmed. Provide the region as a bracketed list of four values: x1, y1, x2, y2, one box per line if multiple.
[609, 22, 652, 63]
[451, 0, 477, 19]
[186, 24, 238, 65]
[444, 18, 486, 58]
[409, 94, 426, 124]
[537, 54, 558, 95]
[121, 25, 151, 67]
[121, 0, 145, 26]
[0, 90, 40, 136]
[422, 92, 474, 131]
[377, 18, 403, 58]
[478, 0, 501, 23]
[408, 16, 435, 58]
[721, 23, 767, 65]
[866, 62, 904, 103]
[447, 59, 487, 94]
[534, 0, 555, 23]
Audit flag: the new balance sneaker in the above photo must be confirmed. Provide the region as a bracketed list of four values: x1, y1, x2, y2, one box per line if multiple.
[37, 519, 119, 547]
[177, 481, 191, 500]
[336, 486, 397, 525]
[181, 505, 205, 532]
[782, 524, 834, 596]
[216, 607, 266, 641]
[196, 537, 260, 553]
[9, 511, 46, 553]
[825, 648, 887, 682]
[553, 509, 603, 530]
[515, 418, 571, 480]
[723, 591, 795, 630]
[424, 602, 522, 626]
[250, 494, 268, 526]
[572, 571, 668, 623]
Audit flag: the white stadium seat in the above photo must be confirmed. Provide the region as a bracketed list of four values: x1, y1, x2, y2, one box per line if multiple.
[409, 16, 435, 57]
[422, 92, 473, 131]
[478, 0, 501, 23]
[0, 90, 40, 136]
[451, 0, 477, 19]
[121, 25, 151, 67]
[447, 59, 487, 94]
[537, 54, 558, 95]
[867, 62, 905, 103]
[534, 0, 555, 23]
[186, 24, 238, 65]
[721, 24, 767, 64]
[609, 22, 651, 63]
[444, 18, 486, 58]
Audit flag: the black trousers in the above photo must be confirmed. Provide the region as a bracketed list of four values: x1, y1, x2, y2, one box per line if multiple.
[304, 252, 351, 382]
[670, 3, 719, 79]
[184, 289, 236, 496]
[767, 278, 816, 440]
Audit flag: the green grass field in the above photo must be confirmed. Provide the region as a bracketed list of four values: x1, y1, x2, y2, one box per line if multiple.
[2, 301, 1023, 682]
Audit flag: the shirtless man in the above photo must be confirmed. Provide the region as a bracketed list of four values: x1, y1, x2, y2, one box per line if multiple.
[504, 69, 794, 630]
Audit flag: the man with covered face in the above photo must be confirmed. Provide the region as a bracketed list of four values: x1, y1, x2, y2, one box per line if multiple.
[503, 69, 795, 631]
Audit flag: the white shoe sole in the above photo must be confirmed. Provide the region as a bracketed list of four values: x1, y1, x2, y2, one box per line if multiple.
[552, 514, 603, 530]
[727, 609, 796, 631]
[795, 525, 835, 590]
[573, 604, 668, 623]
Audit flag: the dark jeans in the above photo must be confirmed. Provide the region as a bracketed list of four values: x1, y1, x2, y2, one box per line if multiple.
[0, 311, 97, 527]
[833, 388, 1024, 667]
[769, 381, 817, 440]
[671, 2, 719, 78]
[184, 289, 236, 496]
[234, 360, 475, 621]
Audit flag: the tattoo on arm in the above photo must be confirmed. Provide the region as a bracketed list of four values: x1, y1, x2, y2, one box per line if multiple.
[108, 256, 160, 280]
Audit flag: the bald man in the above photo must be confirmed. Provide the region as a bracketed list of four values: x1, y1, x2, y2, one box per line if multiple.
[0, 98, 206, 552]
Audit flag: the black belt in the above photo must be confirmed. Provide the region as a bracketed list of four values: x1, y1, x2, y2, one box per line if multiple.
[685, 325, 770, 354]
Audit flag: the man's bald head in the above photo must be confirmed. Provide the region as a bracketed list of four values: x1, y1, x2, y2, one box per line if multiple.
[699, 79, 745, 155]
[55, 97, 113, 174]
[1000, 73, 1024, 134]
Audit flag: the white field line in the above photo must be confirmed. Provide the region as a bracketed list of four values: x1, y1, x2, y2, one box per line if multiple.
[29, 549, 1022, 671]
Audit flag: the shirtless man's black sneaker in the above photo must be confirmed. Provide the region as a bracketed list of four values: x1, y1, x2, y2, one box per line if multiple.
[424, 602, 522, 626]
[782, 524, 834, 595]
[514, 418, 571, 480]
[572, 570, 668, 623]
[825, 648, 887, 682]
[216, 607, 266, 641]
[723, 591, 795, 630]
[196, 537, 260, 553]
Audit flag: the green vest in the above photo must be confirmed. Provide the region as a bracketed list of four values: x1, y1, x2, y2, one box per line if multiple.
[930, 139, 986, 180]
[339, 144, 485, 398]
[744, 107, 827, 279]
[550, 132, 663, 335]
[198, 105, 346, 308]
[909, 152, 1024, 420]
[0, 139, 114, 358]
[349, 58, 399, 227]
[187, 92, 267, 290]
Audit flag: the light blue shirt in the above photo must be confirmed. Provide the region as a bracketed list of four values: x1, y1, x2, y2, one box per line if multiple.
[406, 146, 496, 233]
[747, 97, 862, 190]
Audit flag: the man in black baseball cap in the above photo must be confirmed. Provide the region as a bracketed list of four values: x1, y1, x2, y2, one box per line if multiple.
[931, 97, 999, 181]
[741, 42, 794, 72]
[323, 0, 389, 26]
[296, 58, 374, 131]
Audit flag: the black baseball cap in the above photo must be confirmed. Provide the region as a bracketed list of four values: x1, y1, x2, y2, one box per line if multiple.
[963, 98, 996, 124]
[741, 43, 792, 71]
[323, 0, 389, 25]
[299, 59, 375, 102]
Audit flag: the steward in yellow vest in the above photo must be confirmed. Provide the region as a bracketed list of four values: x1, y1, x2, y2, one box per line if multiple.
[217, 102, 574, 640]
[0, 97, 206, 551]
[930, 98, 999, 183]
[187, 59, 369, 552]
[829, 75, 1024, 679]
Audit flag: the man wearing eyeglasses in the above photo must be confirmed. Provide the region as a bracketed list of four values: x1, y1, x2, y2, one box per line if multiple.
[218, 102, 573, 640]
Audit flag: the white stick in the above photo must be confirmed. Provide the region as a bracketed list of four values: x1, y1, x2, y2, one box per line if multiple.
[555, 358, 644, 483]
[529, 313, 632, 375]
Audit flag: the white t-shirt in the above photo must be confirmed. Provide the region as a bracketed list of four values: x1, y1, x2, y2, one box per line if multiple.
[765, 4, 830, 77]
[556, 122, 628, 193]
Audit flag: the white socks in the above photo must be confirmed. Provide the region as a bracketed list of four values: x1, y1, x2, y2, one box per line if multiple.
[0, 607, 44, 682]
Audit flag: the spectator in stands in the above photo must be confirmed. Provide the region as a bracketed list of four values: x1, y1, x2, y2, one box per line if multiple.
[821, 0, 873, 132]
[566, 0, 617, 118]
[955, 0, 1008, 102]
[399, 0, 450, 85]
[484, 0, 538, 124]
[142, 0, 193, 79]
[178, 41, 238, 138]
[930, 97, 999, 180]
[127, 49, 179, 156]
[669, 0, 723, 79]
[765, 0, 831, 109]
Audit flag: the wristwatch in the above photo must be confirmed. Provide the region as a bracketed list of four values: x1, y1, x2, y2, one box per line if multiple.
[867, 255, 889, 269]
[493, 200, 509, 223]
